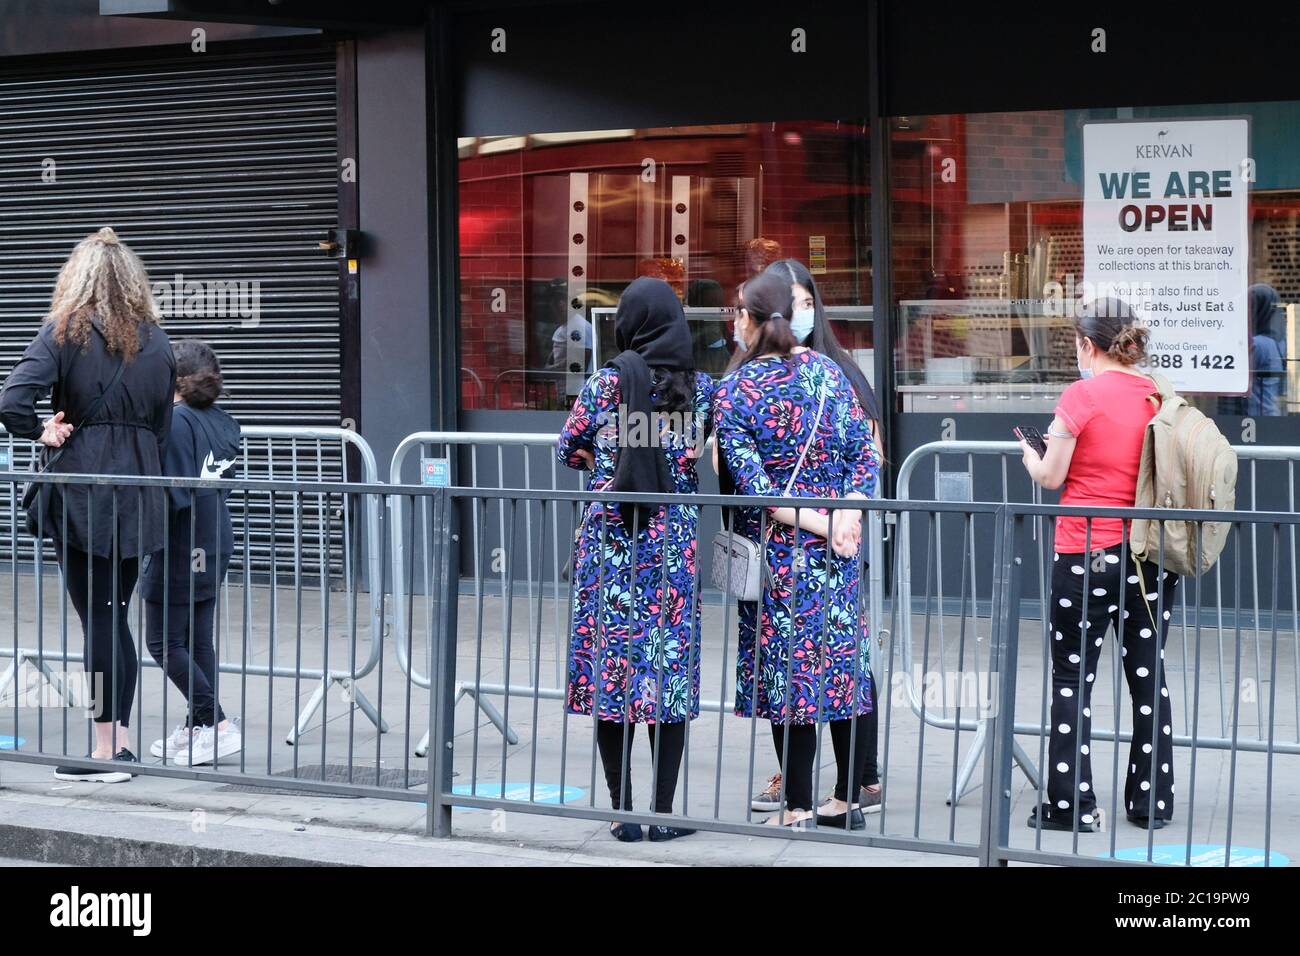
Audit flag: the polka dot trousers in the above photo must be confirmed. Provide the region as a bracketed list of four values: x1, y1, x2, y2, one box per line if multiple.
[1048, 544, 1179, 825]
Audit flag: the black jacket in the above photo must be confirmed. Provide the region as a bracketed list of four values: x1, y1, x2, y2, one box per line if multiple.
[139, 401, 241, 604]
[0, 319, 176, 558]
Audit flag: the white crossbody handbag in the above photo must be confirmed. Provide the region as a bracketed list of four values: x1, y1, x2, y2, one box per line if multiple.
[710, 372, 828, 601]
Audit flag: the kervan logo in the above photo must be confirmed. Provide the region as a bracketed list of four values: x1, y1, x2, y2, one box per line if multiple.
[1135, 142, 1193, 159]
[50, 886, 151, 936]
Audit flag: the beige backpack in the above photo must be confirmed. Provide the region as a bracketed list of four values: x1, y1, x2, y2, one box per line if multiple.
[1128, 373, 1237, 577]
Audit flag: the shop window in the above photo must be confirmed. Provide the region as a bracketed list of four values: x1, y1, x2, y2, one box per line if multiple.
[457, 121, 872, 411]
[891, 105, 1299, 418]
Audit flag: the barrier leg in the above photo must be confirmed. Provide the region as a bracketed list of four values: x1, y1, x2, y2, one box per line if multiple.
[285, 678, 329, 746]
[1010, 738, 1042, 791]
[0, 653, 79, 710]
[947, 722, 988, 805]
[460, 683, 520, 746]
[414, 680, 524, 757]
[948, 721, 1043, 806]
[347, 682, 390, 735]
[32, 657, 79, 709]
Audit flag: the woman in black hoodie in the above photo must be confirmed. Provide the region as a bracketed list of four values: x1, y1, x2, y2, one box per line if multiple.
[139, 339, 243, 767]
[0, 227, 175, 782]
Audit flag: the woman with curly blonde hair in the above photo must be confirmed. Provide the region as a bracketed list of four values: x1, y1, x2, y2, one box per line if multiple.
[0, 227, 176, 782]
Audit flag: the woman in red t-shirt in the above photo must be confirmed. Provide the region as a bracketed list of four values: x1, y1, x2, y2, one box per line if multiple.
[1018, 298, 1178, 834]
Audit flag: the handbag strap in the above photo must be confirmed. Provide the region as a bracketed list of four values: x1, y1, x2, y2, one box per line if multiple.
[757, 361, 830, 548]
[782, 362, 830, 496]
[35, 326, 128, 475]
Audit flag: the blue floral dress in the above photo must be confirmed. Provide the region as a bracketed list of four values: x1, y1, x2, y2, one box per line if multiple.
[713, 350, 881, 725]
[558, 369, 715, 724]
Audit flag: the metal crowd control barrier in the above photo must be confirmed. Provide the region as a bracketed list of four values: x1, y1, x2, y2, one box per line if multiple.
[416, 484, 1292, 865]
[0, 470, 422, 809]
[0, 424, 388, 744]
[388, 432, 580, 754]
[387, 431, 888, 757]
[423, 485, 993, 857]
[896, 439, 1300, 806]
[993, 500, 1298, 867]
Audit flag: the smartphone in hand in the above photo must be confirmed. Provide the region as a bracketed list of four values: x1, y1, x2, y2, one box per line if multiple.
[1014, 425, 1048, 459]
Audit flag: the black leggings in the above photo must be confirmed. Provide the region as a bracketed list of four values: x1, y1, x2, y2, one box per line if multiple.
[145, 599, 226, 728]
[59, 547, 138, 726]
[595, 720, 686, 813]
[771, 717, 872, 811]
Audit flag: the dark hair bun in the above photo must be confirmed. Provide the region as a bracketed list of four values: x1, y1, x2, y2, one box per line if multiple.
[1108, 324, 1149, 366]
[173, 338, 223, 408]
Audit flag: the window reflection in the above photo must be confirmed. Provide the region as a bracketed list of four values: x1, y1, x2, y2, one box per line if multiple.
[458, 122, 872, 410]
[891, 106, 1300, 416]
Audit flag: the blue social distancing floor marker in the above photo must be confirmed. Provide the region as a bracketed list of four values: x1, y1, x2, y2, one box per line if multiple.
[1106, 844, 1289, 867]
[451, 782, 585, 809]
[0, 736, 24, 750]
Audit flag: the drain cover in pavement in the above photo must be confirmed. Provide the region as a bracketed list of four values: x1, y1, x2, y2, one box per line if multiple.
[215, 763, 426, 799]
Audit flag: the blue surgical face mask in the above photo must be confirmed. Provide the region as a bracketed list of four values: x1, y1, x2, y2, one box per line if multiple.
[1078, 345, 1093, 379]
[790, 307, 815, 343]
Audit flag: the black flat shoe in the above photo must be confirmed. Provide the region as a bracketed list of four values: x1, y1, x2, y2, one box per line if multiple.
[1127, 813, 1170, 830]
[815, 807, 865, 830]
[113, 748, 138, 777]
[53, 751, 134, 784]
[1027, 803, 1101, 832]
[609, 822, 643, 842]
[647, 825, 696, 842]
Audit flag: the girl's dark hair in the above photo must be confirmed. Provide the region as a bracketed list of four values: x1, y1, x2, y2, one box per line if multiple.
[173, 338, 223, 408]
[651, 367, 695, 415]
[1073, 297, 1148, 367]
[727, 271, 797, 371]
[764, 257, 882, 423]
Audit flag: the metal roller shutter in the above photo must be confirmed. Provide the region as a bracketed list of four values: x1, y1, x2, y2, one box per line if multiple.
[0, 45, 344, 578]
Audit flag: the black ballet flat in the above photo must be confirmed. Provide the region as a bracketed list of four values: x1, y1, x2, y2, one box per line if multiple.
[814, 807, 865, 830]
[1127, 813, 1170, 830]
[609, 822, 643, 842]
[647, 825, 696, 842]
[1027, 803, 1101, 832]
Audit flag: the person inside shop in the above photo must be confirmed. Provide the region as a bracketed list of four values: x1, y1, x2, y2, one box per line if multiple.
[1017, 297, 1178, 832]
[556, 277, 715, 843]
[714, 269, 881, 828]
[1219, 283, 1287, 418]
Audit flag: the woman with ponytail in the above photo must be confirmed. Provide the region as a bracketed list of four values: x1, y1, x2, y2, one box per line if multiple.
[0, 227, 176, 781]
[714, 270, 881, 828]
[1019, 297, 1178, 834]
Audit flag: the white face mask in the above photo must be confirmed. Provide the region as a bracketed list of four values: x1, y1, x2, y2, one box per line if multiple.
[733, 325, 747, 350]
[1078, 345, 1093, 379]
[790, 307, 815, 343]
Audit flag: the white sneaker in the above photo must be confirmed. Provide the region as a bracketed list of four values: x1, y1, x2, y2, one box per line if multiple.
[150, 724, 197, 760]
[180, 720, 242, 767]
[212, 718, 242, 762]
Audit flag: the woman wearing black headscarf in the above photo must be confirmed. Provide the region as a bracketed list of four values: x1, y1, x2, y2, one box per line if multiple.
[557, 277, 714, 842]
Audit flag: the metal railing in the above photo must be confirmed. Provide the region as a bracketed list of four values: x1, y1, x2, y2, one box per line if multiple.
[416, 484, 1294, 865]
[0, 425, 388, 744]
[0, 470, 419, 805]
[896, 439, 1300, 805]
[993, 501, 1298, 867]
[1, 462, 1291, 865]
[387, 431, 889, 756]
